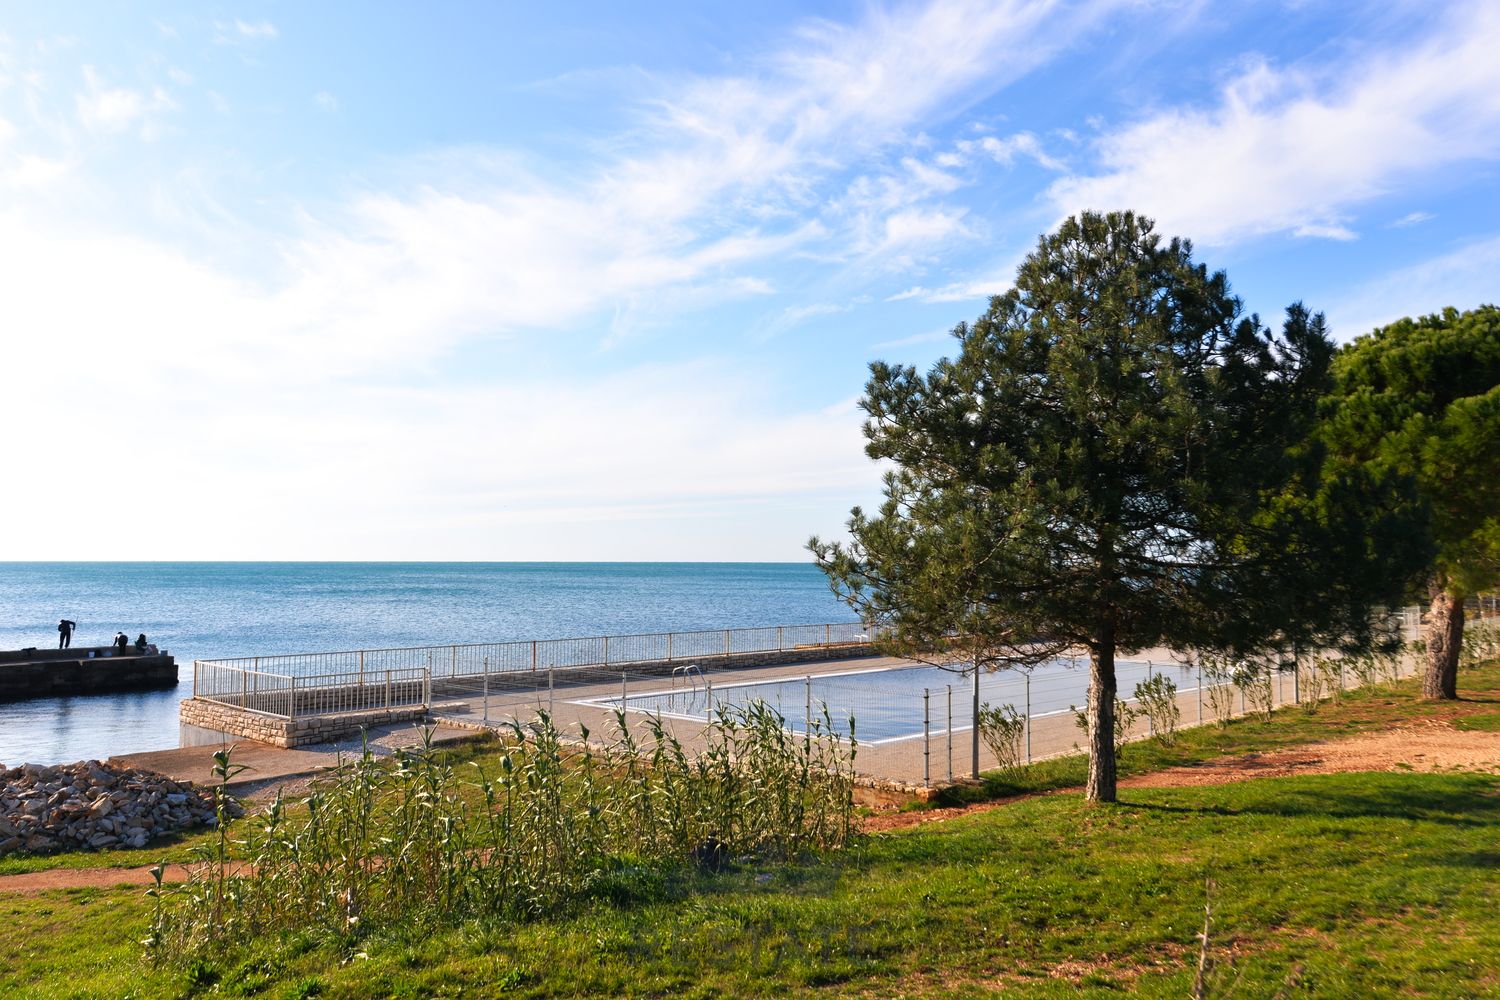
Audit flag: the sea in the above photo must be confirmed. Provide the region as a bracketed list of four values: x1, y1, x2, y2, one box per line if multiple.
[0, 562, 856, 766]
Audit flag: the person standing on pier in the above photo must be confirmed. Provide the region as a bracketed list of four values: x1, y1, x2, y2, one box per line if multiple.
[58, 618, 76, 649]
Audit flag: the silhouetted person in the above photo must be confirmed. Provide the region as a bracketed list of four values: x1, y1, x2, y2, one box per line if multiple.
[135, 633, 149, 653]
[58, 619, 76, 649]
[114, 631, 129, 654]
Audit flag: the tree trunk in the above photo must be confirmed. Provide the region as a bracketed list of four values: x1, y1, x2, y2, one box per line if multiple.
[1423, 577, 1463, 700]
[1085, 622, 1118, 803]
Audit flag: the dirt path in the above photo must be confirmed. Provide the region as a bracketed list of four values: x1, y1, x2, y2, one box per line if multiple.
[4, 722, 1497, 891]
[0, 860, 253, 894]
[861, 720, 1500, 833]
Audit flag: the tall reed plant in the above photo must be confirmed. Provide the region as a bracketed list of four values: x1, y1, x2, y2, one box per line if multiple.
[152, 703, 857, 955]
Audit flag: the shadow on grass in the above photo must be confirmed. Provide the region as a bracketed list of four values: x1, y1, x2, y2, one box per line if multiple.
[1119, 773, 1500, 831]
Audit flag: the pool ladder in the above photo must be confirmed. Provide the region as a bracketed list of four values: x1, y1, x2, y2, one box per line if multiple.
[669, 662, 708, 715]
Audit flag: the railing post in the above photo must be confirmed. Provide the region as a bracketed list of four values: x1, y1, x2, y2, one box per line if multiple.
[825, 623, 831, 647]
[923, 688, 931, 788]
[288, 674, 297, 719]
[451, 644, 456, 678]
[359, 650, 365, 685]
[667, 632, 673, 663]
[604, 636, 610, 666]
[971, 662, 981, 779]
[1146, 661, 1153, 736]
[778, 626, 784, 652]
[483, 656, 490, 726]
[723, 630, 730, 657]
[385, 669, 392, 709]
[805, 675, 812, 731]
[1025, 672, 1032, 763]
[947, 684, 954, 782]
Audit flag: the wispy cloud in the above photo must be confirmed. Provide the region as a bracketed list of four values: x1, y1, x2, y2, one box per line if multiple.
[1048, 2, 1500, 245]
[1392, 210, 1434, 227]
[233, 20, 278, 41]
[74, 67, 176, 136]
[313, 90, 338, 112]
[1324, 232, 1500, 340]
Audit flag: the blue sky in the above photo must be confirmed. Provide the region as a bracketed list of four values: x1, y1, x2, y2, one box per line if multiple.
[2, 1, 1497, 561]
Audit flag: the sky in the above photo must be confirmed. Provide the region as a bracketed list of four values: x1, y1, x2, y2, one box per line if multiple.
[1, 1, 1497, 561]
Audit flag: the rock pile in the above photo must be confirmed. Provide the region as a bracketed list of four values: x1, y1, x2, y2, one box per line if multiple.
[0, 760, 240, 855]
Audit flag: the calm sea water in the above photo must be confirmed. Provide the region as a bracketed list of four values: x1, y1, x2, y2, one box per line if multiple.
[0, 562, 855, 766]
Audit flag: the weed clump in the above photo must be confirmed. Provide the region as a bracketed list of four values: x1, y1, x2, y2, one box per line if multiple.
[149, 702, 856, 957]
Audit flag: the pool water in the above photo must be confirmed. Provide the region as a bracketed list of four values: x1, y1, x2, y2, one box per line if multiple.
[593, 657, 1178, 743]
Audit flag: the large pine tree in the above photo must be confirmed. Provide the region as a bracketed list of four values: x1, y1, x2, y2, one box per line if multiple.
[813, 211, 1417, 802]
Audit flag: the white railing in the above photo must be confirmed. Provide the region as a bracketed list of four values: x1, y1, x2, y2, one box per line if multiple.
[192, 663, 431, 720]
[191, 621, 872, 718]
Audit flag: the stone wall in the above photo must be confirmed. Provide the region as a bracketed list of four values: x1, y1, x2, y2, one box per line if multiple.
[180, 697, 429, 748]
[0, 653, 177, 702]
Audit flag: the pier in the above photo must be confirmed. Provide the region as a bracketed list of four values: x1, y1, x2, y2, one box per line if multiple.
[0, 647, 178, 702]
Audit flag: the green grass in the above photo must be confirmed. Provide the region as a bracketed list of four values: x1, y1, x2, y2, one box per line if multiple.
[935, 658, 1500, 806]
[2, 770, 1497, 998]
[3, 660, 1497, 997]
[1454, 711, 1500, 732]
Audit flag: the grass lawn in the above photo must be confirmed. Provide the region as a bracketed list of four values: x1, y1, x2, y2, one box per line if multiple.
[1, 661, 1497, 998]
[2, 769, 1496, 998]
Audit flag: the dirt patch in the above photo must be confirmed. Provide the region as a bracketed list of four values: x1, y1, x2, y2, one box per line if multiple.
[1120, 720, 1500, 790]
[0, 860, 251, 895]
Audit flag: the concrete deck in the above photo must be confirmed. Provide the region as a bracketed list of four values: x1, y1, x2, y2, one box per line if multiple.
[111, 722, 482, 796]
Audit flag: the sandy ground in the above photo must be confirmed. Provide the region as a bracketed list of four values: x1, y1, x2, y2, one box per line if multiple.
[4, 719, 1496, 893]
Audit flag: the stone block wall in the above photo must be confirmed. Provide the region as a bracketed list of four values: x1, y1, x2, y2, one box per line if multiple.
[179, 697, 429, 748]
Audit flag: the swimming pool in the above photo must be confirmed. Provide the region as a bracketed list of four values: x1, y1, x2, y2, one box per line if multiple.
[586, 657, 1180, 744]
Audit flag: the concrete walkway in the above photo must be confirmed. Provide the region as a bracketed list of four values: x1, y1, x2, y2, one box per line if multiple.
[110, 723, 481, 795]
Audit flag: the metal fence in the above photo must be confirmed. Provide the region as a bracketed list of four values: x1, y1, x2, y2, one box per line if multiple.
[192, 622, 869, 719]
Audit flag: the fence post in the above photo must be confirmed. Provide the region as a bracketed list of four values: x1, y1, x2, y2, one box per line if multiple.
[667, 632, 673, 663]
[604, 636, 611, 666]
[805, 675, 812, 732]
[359, 650, 365, 686]
[778, 626, 784, 652]
[923, 688, 931, 788]
[724, 630, 730, 657]
[288, 674, 296, 719]
[531, 640, 537, 672]
[1025, 671, 1032, 763]
[825, 623, 831, 647]
[450, 644, 456, 678]
[1146, 661, 1153, 737]
[621, 669, 628, 707]
[385, 669, 392, 709]
[971, 661, 981, 779]
[483, 656, 490, 726]
[947, 684, 954, 782]
[193, 661, 199, 697]
[548, 667, 555, 716]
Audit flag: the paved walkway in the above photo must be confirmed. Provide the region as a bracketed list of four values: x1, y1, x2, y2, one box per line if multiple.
[110, 722, 480, 795]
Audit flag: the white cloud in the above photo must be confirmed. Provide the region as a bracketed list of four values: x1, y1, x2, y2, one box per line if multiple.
[0, 0, 1129, 558]
[1048, 2, 1500, 245]
[1392, 210, 1434, 227]
[74, 67, 176, 135]
[1323, 233, 1500, 341]
[234, 20, 278, 41]
[313, 90, 338, 112]
[871, 326, 953, 351]
[1293, 221, 1357, 241]
[960, 131, 1065, 170]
